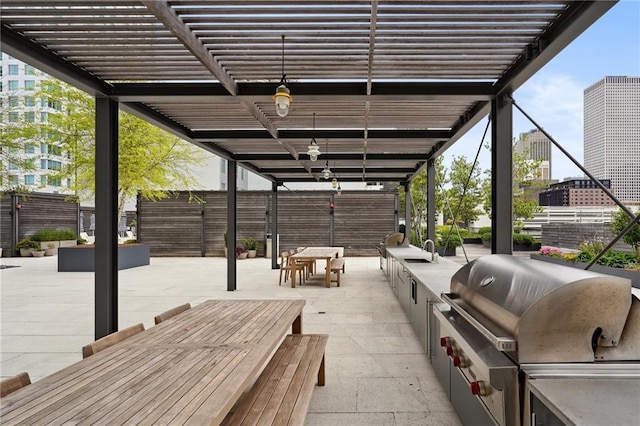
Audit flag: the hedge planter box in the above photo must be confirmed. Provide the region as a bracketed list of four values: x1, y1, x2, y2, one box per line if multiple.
[530, 253, 640, 289]
[463, 237, 482, 244]
[58, 244, 150, 272]
[436, 246, 457, 257]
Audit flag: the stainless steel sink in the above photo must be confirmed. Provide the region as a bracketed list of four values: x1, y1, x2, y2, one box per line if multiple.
[403, 258, 431, 264]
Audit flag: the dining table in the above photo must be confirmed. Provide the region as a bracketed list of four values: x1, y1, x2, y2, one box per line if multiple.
[290, 247, 339, 288]
[0, 299, 305, 426]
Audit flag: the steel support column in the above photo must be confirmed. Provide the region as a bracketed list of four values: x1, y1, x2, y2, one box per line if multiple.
[94, 97, 119, 339]
[11, 194, 19, 256]
[271, 182, 278, 270]
[329, 194, 335, 247]
[404, 182, 411, 241]
[427, 160, 436, 243]
[491, 95, 513, 254]
[227, 161, 237, 291]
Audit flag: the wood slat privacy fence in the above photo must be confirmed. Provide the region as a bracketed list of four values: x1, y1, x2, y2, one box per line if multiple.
[1, 190, 397, 257]
[138, 190, 398, 257]
[0, 192, 79, 256]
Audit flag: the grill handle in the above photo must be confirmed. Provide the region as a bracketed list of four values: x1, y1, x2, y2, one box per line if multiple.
[440, 293, 517, 352]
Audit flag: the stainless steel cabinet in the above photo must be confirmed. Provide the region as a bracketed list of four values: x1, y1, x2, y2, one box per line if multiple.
[409, 279, 428, 351]
[397, 266, 411, 314]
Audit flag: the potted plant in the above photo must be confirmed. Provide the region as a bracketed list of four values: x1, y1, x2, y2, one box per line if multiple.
[16, 239, 38, 257]
[236, 246, 248, 259]
[44, 242, 56, 256]
[435, 230, 462, 256]
[32, 247, 46, 257]
[242, 238, 259, 258]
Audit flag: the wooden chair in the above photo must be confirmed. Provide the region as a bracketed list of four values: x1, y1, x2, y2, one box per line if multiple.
[279, 251, 305, 285]
[82, 323, 145, 358]
[154, 303, 192, 325]
[296, 247, 315, 276]
[0, 372, 31, 398]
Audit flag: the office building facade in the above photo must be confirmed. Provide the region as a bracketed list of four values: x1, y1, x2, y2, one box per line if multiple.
[515, 128, 552, 180]
[539, 178, 616, 207]
[584, 76, 640, 203]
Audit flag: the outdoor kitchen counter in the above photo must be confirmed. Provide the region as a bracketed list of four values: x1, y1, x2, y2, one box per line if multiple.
[527, 377, 640, 425]
[386, 246, 462, 300]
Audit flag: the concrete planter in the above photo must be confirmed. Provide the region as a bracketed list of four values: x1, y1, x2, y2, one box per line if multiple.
[32, 250, 45, 257]
[530, 253, 640, 289]
[513, 242, 541, 251]
[436, 246, 457, 257]
[58, 244, 150, 272]
[247, 249, 257, 258]
[463, 237, 482, 244]
[59, 240, 77, 248]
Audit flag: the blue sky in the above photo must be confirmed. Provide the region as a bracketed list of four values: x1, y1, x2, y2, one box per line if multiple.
[444, 0, 640, 181]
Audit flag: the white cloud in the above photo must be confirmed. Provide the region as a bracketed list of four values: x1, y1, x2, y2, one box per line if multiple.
[514, 71, 586, 180]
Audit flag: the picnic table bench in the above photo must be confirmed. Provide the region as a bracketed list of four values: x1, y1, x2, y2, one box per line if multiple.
[0, 299, 324, 425]
[326, 257, 346, 286]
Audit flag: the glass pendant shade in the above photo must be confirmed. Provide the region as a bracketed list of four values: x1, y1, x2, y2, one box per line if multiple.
[273, 84, 292, 117]
[321, 161, 332, 180]
[307, 138, 320, 161]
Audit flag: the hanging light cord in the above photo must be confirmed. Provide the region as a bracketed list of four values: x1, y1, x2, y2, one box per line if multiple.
[280, 34, 287, 84]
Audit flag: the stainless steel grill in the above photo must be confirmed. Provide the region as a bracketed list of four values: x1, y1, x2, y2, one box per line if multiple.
[433, 254, 640, 425]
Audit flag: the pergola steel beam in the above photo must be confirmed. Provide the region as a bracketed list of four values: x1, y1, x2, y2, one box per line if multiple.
[1, 24, 112, 96]
[111, 81, 496, 102]
[140, 1, 237, 96]
[495, 1, 617, 96]
[260, 167, 417, 174]
[236, 153, 426, 161]
[195, 129, 453, 141]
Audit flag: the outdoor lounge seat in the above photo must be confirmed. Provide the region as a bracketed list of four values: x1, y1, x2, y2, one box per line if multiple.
[0, 372, 31, 398]
[82, 323, 145, 358]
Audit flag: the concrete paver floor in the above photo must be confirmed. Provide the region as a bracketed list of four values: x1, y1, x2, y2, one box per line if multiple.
[0, 250, 515, 425]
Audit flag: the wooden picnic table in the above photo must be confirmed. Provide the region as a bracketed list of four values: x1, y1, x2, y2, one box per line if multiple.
[291, 247, 339, 288]
[0, 299, 305, 426]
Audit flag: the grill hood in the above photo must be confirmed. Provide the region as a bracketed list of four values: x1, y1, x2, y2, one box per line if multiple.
[446, 255, 638, 363]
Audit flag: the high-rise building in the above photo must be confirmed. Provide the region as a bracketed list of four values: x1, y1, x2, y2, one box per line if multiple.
[515, 128, 552, 180]
[1, 55, 252, 194]
[584, 76, 640, 203]
[1, 53, 69, 193]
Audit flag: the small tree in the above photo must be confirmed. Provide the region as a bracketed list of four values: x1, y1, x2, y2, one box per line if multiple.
[444, 155, 483, 231]
[398, 157, 446, 245]
[609, 208, 640, 258]
[0, 89, 39, 193]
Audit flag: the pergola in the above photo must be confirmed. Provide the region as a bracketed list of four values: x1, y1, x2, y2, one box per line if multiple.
[1, 0, 616, 338]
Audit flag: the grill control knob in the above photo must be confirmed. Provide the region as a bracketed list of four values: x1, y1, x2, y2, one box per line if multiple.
[453, 355, 469, 368]
[446, 345, 459, 357]
[470, 381, 488, 396]
[440, 337, 451, 347]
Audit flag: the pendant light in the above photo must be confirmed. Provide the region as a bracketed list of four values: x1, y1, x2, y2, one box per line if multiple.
[321, 140, 332, 179]
[306, 113, 320, 161]
[272, 35, 292, 117]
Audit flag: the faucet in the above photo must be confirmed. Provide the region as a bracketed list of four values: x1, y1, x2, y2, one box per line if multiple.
[422, 239, 438, 263]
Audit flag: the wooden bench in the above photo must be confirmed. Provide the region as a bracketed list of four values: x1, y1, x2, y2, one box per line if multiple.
[325, 257, 346, 286]
[81, 323, 145, 358]
[1, 372, 31, 398]
[154, 302, 191, 325]
[224, 334, 328, 426]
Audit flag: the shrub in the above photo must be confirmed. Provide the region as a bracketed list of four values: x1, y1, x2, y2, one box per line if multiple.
[576, 250, 637, 268]
[122, 239, 137, 244]
[77, 238, 88, 245]
[16, 238, 39, 250]
[480, 231, 492, 241]
[437, 231, 462, 248]
[242, 238, 258, 250]
[478, 226, 492, 235]
[32, 228, 77, 242]
[513, 233, 537, 245]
